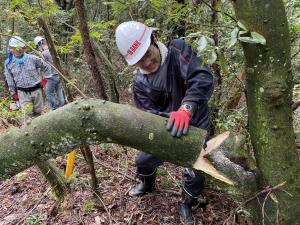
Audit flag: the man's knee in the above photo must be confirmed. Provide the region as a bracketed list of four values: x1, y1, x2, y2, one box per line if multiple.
[135, 152, 163, 173]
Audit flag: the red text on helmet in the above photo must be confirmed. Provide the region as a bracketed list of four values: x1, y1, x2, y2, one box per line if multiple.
[127, 40, 141, 56]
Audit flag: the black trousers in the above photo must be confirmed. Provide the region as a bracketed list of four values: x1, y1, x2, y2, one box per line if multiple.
[135, 125, 214, 197]
[136, 151, 205, 197]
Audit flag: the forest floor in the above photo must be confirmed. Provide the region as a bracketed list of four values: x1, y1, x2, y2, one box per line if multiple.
[0, 138, 240, 225]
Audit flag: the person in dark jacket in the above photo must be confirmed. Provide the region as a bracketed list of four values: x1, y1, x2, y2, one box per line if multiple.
[115, 21, 214, 225]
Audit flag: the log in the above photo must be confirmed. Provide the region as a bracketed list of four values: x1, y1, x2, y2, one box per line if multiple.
[0, 99, 256, 187]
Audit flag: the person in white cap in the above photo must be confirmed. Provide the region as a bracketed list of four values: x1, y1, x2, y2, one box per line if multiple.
[115, 21, 215, 225]
[34, 36, 65, 110]
[4, 36, 52, 123]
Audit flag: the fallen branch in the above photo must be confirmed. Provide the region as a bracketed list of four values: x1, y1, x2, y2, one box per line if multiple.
[223, 181, 287, 224]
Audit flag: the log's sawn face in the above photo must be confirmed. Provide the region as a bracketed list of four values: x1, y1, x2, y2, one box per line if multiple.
[193, 132, 235, 185]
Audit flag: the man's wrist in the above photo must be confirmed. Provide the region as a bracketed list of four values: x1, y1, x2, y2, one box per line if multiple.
[180, 103, 193, 115]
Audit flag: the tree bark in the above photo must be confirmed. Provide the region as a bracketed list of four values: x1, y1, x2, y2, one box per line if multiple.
[210, 0, 222, 117]
[80, 145, 100, 198]
[0, 99, 260, 211]
[0, 100, 205, 179]
[74, 0, 108, 100]
[233, 0, 300, 224]
[92, 40, 119, 103]
[36, 159, 69, 197]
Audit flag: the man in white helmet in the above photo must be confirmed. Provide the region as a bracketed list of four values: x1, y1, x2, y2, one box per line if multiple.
[34, 36, 65, 110]
[115, 21, 214, 225]
[4, 36, 52, 123]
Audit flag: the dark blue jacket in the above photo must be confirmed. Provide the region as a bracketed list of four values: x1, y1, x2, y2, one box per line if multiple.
[133, 39, 213, 130]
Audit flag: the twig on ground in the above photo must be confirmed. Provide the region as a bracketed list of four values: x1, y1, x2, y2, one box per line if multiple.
[92, 189, 112, 224]
[156, 187, 181, 196]
[128, 213, 134, 225]
[262, 191, 272, 225]
[223, 181, 286, 225]
[292, 100, 300, 111]
[92, 157, 135, 181]
[15, 186, 52, 225]
[166, 170, 181, 189]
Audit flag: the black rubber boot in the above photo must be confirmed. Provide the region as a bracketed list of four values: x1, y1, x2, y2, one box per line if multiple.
[128, 172, 156, 197]
[179, 191, 207, 225]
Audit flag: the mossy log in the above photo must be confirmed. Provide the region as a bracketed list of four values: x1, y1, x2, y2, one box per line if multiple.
[0, 99, 257, 203]
[0, 100, 256, 184]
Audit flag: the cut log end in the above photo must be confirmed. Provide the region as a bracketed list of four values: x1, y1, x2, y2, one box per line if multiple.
[206, 131, 230, 154]
[193, 132, 235, 185]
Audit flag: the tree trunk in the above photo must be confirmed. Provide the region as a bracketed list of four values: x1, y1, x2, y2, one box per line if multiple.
[74, 0, 108, 100]
[233, 0, 300, 224]
[210, 0, 222, 118]
[38, 17, 106, 199]
[0, 99, 260, 209]
[92, 40, 119, 103]
[36, 159, 69, 197]
[80, 145, 100, 198]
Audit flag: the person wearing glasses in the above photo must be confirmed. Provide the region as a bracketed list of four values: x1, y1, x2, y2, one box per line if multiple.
[34, 36, 64, 110]
[115, 21, 214, 225]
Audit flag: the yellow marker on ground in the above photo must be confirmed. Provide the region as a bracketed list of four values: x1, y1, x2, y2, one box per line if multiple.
[65, 150, 76, 178]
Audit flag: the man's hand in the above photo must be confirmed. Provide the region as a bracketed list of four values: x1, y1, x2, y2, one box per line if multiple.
[41, 78, 47, 88]
[166, 108, 192, 137]
[11, 93, 19, 101]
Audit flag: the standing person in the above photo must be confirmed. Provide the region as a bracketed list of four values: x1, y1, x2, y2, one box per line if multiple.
[115, 21, 214, 225]
[34, 36, 65, 110]
[4, 36, 52, 123]
[4, 48, 21, 111]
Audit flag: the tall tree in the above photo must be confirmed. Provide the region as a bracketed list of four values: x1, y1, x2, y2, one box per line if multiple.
[232, 0, 300, 224]
[74, 0, 108, 100]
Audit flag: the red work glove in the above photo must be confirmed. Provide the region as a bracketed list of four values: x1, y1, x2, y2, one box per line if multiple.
[166, 107, 192, 137]
[41, 78, 47, 88]
[11, 93, 19, 101]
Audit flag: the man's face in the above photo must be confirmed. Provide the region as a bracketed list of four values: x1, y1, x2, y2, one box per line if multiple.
[38, 40, 48, 51]
[135, 43, 161, 73]
[9, 47, 26, 58]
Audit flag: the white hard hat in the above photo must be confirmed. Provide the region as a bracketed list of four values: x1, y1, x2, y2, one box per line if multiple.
[8, 36, 26, 48]
[115, 21, 152, 65]
[34, 36, 44, 46]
